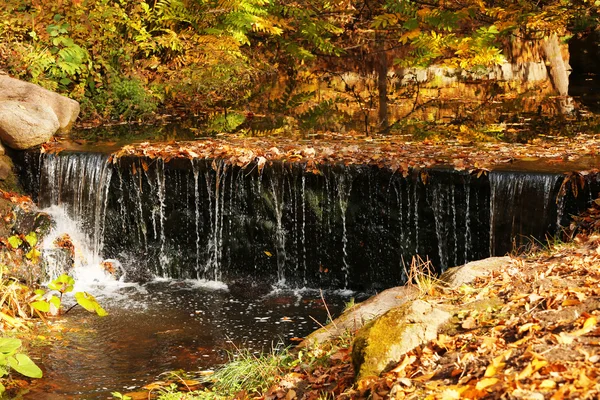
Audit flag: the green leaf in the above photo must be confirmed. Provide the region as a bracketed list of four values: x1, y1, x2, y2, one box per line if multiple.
[25, 232, 38, 247]
[26, 248, 41, 262]
[8, 354, 43, 378]
[75, 292, 108, 317]
[31, 301, 50, 313]
[48, 274, 75, 293]
[49, 296, 61, 309]
[0, 338, 21, 355]
[7, 236, 22, 249]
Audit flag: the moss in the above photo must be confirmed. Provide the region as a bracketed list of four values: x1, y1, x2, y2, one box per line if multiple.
[0, 156, 23, 193]
[351, 300, 452, 379]
[352, 305, 413, 378]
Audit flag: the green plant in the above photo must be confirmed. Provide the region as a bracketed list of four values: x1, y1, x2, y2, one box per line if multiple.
[204, 348, 295, 398]
[0, 337, 42, 393]
[402, 256, 443, 296]
[109, 77, 159, 120]
[111, 392, 132, 400]
[29, 274, 107, 317]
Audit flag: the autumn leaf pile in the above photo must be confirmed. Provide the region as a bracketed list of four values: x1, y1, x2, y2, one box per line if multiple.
[43, 131, 600, 177]
[246, 233, 600, 400]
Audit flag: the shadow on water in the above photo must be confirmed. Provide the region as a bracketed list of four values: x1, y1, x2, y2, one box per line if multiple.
[23, 281, 352, 399]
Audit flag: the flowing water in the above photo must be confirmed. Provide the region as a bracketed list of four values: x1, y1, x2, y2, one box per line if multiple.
[24, 209, 351, 399]
[13, 147, 600, 399]
[24, 280, 350, 399]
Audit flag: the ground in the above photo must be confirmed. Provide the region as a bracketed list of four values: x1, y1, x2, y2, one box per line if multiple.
[252, 232, 600, 400]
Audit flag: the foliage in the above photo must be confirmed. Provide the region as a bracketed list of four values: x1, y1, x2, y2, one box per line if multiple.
[29, 274, 107, 317]
[0, 337, 42, 393]
[1, 0, 599, 130]
[206, 348, 296, 397]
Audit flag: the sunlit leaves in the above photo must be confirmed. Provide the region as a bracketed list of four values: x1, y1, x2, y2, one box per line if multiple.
[75, 292, 108, 317]
[48, 274, 75, 294]
[7, 354, 43, 379]
[0, 338, 42, 381]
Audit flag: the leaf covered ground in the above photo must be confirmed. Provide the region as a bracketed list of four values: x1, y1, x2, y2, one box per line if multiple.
[252, 231, 600, 400]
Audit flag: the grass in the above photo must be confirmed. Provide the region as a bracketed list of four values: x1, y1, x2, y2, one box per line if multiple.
[402, 256, 444, 297]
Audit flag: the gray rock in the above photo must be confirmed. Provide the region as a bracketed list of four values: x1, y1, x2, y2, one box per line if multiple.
[440, 256, 511, 288]
[300, 285, 420, 348]
[351, 299, 453, 379]
[0, 75, 79, 132]
[0, 101, 59, 149]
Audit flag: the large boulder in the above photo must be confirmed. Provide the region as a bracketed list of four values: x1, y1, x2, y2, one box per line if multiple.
[0, 101, 60, 150]
[0, 74, 80, 150]
[300, 285, 420, 347]
[0, 74, 79, 131]
[352, 299, 453, 379]
[440, 256, 511, 288]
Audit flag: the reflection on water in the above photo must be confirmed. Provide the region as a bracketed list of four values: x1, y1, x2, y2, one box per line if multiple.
[24, 281, 351, 399]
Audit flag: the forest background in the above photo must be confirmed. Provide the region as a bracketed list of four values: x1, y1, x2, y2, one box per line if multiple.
[0, 0, 599, 138]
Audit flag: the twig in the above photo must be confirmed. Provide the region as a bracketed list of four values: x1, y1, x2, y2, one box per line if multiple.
[320, 289, 337, 330]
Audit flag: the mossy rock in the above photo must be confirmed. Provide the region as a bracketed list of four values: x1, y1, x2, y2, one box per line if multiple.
[0, 155, 23, 193]
[351, 299, 453, 379]
[300, 285, 419, 348]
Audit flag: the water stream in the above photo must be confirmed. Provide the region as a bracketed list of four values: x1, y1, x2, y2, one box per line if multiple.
[12, 148, 600, 398]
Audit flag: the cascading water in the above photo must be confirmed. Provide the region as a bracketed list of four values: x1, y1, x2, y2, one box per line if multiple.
[16, 151, 594, 291]
[489, 171, 563, 255]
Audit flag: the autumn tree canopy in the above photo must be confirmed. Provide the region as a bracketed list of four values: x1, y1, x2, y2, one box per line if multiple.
[0, 0, 598, 127]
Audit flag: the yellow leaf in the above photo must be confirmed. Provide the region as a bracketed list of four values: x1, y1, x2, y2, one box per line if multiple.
[517, 363, 533, 380]
[555, 332, 574, 345]
[577, 370, 594, 388]
[484, 353, 506, 377]
[518, 323, 540, 334]
[583, 316, 597, 330]
[264, 251, 273, 257]
[440, 389, 461, 400]
[572, 316, 597, 336]
[390, 355, 416, 374]
[475, 378, 498, 390]
[539, 379, 556, 390]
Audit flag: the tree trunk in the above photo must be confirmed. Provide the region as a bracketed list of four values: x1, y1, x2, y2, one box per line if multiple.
[376, 32, 389, 133]
[542, 34, 573, 114]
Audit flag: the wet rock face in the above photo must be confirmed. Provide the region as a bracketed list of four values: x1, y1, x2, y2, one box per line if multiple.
[0, 75, 80, 150]
[569, 32, 600, 111]
[13, 151, 599, 290]
[0, 196, 57, 284]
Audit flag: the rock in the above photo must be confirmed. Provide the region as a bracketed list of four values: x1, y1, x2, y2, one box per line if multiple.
[0, 75, 79, 132]
[440, 256, 511, 288]
[300, 285, 420, 347]
[352, 299, 453, 379]
[0, 101, 59, 149]
[0, 155, 21, 192]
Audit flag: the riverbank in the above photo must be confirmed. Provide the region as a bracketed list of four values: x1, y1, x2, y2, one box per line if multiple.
[136, 215, 600, 399]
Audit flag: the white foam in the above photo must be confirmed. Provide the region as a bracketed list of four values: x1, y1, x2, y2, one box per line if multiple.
[182, 279, 229, 291]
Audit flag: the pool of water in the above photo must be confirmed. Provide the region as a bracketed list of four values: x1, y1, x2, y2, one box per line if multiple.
[23, 280, 353, 399]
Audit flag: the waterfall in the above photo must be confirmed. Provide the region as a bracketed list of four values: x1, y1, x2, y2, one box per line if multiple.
[489, 171, 563, 255]
[38, 152, 113, 256]
[19, 150, 587, 291]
